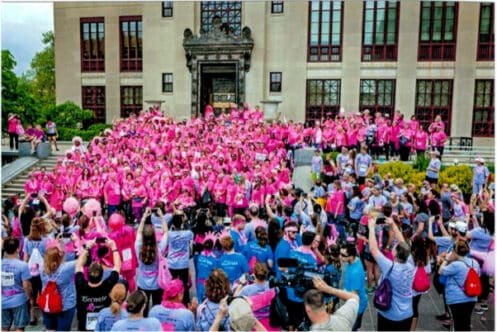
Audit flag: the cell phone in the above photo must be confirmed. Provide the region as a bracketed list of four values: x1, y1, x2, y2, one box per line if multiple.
[62, 232, 72, 238]
[93, 211, 97, 217]
[246, 274, 255, 282]
[151, 208, 158, 214]
[376, 217, 386, 224]
[96, 237, 107, 243]
[31, 193, 38, 198]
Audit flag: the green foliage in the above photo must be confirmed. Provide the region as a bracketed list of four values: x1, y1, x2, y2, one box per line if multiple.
[43, 101, 94, 129]
[323, 151, 340, 163]
[377, 161, 416, 184]
[413, 154, 430, 171]
[439, 165, 473, 195]
[57, 123, 111, 141]
[26, 31, 55, 109]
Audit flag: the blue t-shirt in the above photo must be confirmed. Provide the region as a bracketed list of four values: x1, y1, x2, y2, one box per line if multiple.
[376, 252, 415, 321]
[343, 258, 368, 314]
[441, 257, 480, 305]
[435, 236, 453, 255]
[149, 305, 195, 331]
[469, 227, 493, 251]
[196, 300, 229, 331]
[244, 241, 273, 266]
[218, 252, 249, 284]
[95, 307, 129, 332]
[2, 258, 31, 309]
[230, 229, 246, 254]
[39, 260, 78, 311]
[167, 230, 193, 269]
[194, 253, 217, 301]
[473, 165, 489, 184]
[135, 237, 167, 290]
[110, 317, 162, 331]
[355, 154, 372, 177]
[287, 249, 317, 303]
[274, 240, 292, 276]
[23, 238, 48, 260]
[348, 197, 365, 220]
[426, 158, 441, 179]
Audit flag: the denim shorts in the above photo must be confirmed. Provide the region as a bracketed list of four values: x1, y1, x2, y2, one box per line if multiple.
[2, 302, 29, 329]
[42, 307, 76, 331]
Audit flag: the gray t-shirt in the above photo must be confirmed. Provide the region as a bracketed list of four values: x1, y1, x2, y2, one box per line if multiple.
[311, 298, 359, 331]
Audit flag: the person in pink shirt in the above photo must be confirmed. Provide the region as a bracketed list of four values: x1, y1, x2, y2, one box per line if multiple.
[104, 172, 122, 216]
[334, 126, 348, 152]
[325, 180, 346, 239]
[346, 123, 358, 151]
[409, 115, 420, 133]
[121, 173, 135, 222]
[7, 113, 20, 150]
[430, 125, 447, 159]
[48, 184, 65, 215]
[414, 125, 429, 158]
[38, 174, 54, 198]
[24, 172, 39, 196]
[388, 120, 400, 159]
[398, 122, 413, 161]
[428, 114, 445, 133]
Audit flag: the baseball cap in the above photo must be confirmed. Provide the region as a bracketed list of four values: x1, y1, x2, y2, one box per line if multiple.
[229, 298, 256, 331]
[455, 221, 467, 234]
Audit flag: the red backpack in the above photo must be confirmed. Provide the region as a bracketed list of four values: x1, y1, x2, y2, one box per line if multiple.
[463, 261, 482, 297]
[37, 280, 63, 313]
[412, 266, 430, 292]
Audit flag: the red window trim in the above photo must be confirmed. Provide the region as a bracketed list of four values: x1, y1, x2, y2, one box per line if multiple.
[307, 1, 344, 62]
[305, 79, 341, 123]
[119, 16, 143, 72]
[415, 79, 453, 135]
[82, 86, 106, 123]
[120, 86, 143, 118]
[361, 1, 399, 62]
[477, 3, 494, 61]
[80, 17, 105, 72]
[359, 79, 396, 116]
[472, 80, 494, 137]
[418, 2, 458, 61]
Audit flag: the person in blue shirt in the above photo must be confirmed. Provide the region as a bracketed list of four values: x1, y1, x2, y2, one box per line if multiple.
[354, 146, 372, 185]
[110, 290, 162, 331]
[196, 269, 231, 331]
[439, 239, 480, 331]
[340, 242, 368, 331]
[2, 237, 32, 331]
[286, 231, 318, 330]
[230, 214, 247, 254]
[425, 150, 441, 188]
[95, 283, 129, 332]
[274, 221, 299, 277]
[472, 157, 489, 194]
[218, 236, 249, 284]
[194, 236, 217, 302]
[347, 186, 365, 237]
[244, 226, 274, 270]
[368, 212, 415, 331]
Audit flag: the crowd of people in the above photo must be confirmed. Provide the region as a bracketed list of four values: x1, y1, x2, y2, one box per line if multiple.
[1, 104, 494, 331]
[7, 113, 59, 153]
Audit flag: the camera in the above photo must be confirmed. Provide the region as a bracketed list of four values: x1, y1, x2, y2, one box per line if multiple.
[376, 213, 386, 224]
[151, 208, 158, 214]
[269, 258, 333, 298]
[96, 237, 107, 244]
[31, 192, 38, 198]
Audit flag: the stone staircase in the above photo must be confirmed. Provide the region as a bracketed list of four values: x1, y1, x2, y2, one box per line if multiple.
[2, 155, 59, 199]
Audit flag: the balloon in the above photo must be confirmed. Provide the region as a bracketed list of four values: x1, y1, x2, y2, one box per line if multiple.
[83, 199, 102, 218]
[62, 197, 80, 216]
[108, 213, 125, 230]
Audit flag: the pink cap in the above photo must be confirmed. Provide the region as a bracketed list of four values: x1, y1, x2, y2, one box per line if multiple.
[45, 239, 62, 252]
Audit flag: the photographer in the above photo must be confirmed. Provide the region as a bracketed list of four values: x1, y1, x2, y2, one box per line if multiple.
[304, 276, 359, 331]
[75, 237, 121, 331]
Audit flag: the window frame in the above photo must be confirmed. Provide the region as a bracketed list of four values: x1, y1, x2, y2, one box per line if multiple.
[120, 86, 143, 118]
[477, 3, 494, 61]
[415, 79, 453, 135]
[162, 1, 173, 17]
[162, 73, 173, 93]
[305, 79, 341, 124]
[82, 86, 106, 123]
[307, 1, 344, 62]
[119, 16, 143, 72]
[269, 72, 282, 93]
[80, 17, 105, 72]
[361, 1, 399, 62]
[472, 80, 494, 137]
[271, 1, 284, 14]
[201, 1, 242, 35]
[418, 1, 458, 61]
[359, 79, 396, 116]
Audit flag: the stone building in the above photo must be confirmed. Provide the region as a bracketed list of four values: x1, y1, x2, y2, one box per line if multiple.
[54, 1, 494, 145]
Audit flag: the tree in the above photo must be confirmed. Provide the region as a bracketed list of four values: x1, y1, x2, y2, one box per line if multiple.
[2, 50, 19, 128]
[27, 31, 55, 110]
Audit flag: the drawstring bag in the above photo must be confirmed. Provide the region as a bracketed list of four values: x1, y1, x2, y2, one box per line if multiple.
[374, 263, 394, 311]
[38, 280, 63, 313]
[412, 266, 430, 292]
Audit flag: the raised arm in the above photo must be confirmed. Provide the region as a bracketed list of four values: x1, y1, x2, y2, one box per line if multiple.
[265, 195, 275, 219]
[367, 215, 380, 260]
[313, 276, 359, 302]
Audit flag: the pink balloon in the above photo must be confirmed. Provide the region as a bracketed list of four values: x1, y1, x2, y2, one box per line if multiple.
[83, 199, 102, 218]
[108, 213, 125, 230]
[62, 197, 80, 216]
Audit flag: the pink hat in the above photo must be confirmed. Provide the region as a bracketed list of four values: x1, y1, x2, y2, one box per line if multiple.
[45, 239, 62, 252]
[232, 215, 246, 226]
[162, 279, 184, 300]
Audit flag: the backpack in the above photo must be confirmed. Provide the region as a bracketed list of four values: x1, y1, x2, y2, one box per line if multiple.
[37, 280, 63, 313]
[463, 261, 482, 297]
[412, 266, 430, 292]
[374, 263, 394, 311]
[157, 253, 172, 290]
[28, 246, 43, 277]
[269, 288, 289, 329]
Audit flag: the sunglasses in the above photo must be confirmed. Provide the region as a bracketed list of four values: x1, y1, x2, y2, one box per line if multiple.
[287, 231, 297, 234]
[340, 253, 350, 257]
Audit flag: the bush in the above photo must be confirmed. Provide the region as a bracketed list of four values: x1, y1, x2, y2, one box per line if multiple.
[439, 165, 473, 195]
[323, 151, 340, 163]
[57, 123, 111, 141]
[413, 154, 430, 171]
[43, 101, 94, 130]
[377, 161, 416, 184]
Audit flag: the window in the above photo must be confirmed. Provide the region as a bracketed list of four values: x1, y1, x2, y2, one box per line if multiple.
[82, 86, 106, 123]
[308, 1, 343, 62]
[120, 16, 142, 71]
[270, 72, 282, 92]
[201, 2, 242, 35]
[415, 80, 453, 134]
[359, 80, 396, 115]
[162, 1, 173, 17]
[362, 1, 399, 61]
[472, 80, 494, 137]
[271, 1, 284, 14]
[80, 18, 105, 72]
[306, 79, 341, 123]
[478, 3, 494, 61]
[162, 73, 173, 93]
[418, 2, 458, 61]
[120, 86, 143, 118]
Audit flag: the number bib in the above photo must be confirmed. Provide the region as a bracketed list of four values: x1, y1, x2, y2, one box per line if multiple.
[86, 312, 98, 330]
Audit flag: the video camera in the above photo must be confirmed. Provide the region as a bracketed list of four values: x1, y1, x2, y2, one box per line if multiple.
[269, 258, 334, 298]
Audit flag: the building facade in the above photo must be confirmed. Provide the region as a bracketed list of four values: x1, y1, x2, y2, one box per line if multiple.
[54, 1, 494, 145]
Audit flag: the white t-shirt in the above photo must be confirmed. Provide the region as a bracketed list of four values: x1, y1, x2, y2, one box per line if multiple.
[311, 298, 359, 331]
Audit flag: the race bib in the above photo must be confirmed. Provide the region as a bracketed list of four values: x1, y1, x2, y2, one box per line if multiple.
[121, 248, 133, 271]
[359, 164, 368, 174]
[1, 272, 15, 287]
[86, 312, 98, 330]
[32, 199, 40, 205]
[122, 248, 132, 262]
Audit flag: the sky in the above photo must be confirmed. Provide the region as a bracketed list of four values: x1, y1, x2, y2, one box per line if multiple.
[1, 2, 54, 75]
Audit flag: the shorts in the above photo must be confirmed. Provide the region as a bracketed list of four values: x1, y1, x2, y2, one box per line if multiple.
[363, 250, 375, 262]
[425, 175, 438, 185]
[2, 302, 30, 329]
[47, 133, 56, 137]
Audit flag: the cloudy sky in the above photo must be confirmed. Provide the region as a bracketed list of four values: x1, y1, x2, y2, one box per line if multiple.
[1, 2, 54, 75]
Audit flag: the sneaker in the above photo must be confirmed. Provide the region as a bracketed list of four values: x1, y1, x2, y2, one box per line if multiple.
[480, 303, 489, 311]
[474, 308, 485, 315]
[441, 322, 451, 330]
[436, 313, 450, 321]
